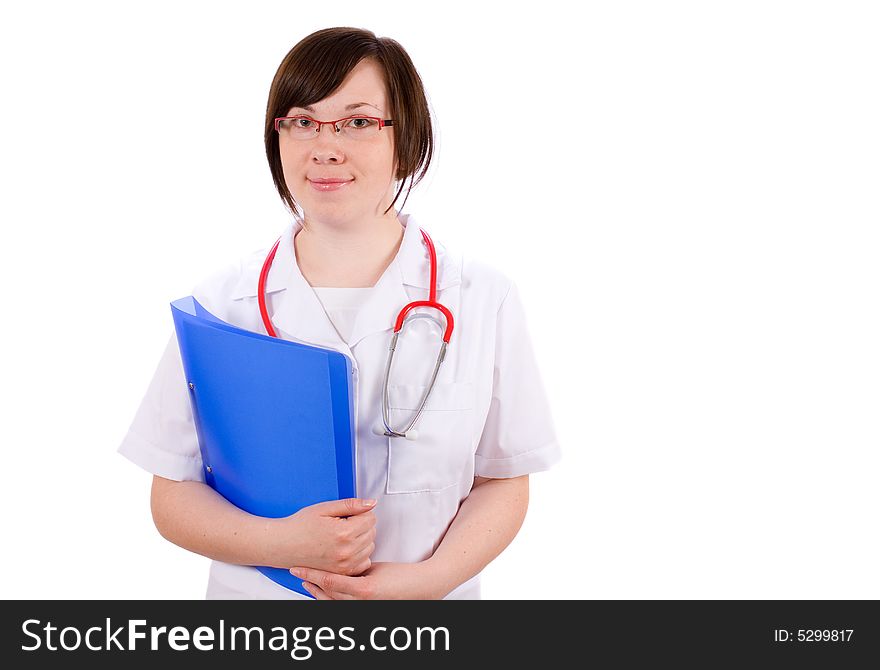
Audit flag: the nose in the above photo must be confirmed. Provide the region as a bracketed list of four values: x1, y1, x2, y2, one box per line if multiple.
[310, 123, 345, 164]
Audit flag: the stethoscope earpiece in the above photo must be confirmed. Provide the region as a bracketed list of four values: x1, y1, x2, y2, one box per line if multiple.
[371, 422, 420, 442]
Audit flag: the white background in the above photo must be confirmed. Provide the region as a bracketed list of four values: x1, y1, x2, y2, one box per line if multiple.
[1, 1, 878, 599]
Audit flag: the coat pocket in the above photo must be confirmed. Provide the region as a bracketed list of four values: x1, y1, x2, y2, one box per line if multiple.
[385, 381, 475, 494]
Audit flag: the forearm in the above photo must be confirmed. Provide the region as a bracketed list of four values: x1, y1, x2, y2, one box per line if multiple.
[150, 477, 281, 568]
[425, 475, 529, 597]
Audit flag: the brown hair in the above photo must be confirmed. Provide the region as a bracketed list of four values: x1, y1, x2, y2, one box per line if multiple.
[264, 27, 434, 220]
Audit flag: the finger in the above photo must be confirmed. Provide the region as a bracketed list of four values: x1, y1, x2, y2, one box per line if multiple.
[302, 581, 333, 600]
[316, 498, 377, 518]
[291, 567, 364, 598]
[306, 582, 357, 600]
[353, 538, 376, 563]
[343, 543, 375, 576]
[352, 537, 375, 561]
[345, 514, 376, 540]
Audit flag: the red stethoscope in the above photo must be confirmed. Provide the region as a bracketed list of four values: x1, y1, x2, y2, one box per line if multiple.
[257, 227, 454, 440]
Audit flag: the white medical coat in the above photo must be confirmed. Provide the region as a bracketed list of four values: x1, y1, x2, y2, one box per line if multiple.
[118, 212, 562, 599]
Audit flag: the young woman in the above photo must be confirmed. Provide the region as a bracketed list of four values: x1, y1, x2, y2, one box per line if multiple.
[119, 27, 561, 599]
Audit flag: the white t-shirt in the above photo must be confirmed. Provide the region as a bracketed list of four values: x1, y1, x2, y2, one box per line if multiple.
[118, 212, 561, 600]
[312, 286, 375, 345]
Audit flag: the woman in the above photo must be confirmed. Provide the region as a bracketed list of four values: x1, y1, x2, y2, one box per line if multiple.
[118, 27, 561, 600]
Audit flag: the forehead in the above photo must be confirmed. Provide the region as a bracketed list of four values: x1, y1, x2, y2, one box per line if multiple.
[289, 58, 389, 116]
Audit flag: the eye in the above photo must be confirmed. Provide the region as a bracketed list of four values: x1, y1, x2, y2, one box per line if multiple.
[348, 117, 377, 129]
[294, 116, 316, 128]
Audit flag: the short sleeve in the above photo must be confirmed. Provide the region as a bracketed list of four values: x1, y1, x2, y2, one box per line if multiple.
[474, 281, 562, 478]
[117, 331, 206, 482]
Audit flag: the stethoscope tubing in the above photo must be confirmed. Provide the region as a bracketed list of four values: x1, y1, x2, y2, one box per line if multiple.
[257, 225, 454, 440]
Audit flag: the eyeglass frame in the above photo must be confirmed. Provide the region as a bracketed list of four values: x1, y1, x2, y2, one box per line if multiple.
[273, 114, 395, 137]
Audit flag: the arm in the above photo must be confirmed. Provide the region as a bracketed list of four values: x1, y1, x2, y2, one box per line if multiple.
[423, 474, 529, 597]
[150, 475, 378, 574]
[289, 475, 530, 599]
[150, 475, 281, 567]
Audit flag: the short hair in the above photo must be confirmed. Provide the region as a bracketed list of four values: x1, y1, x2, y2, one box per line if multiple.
[264, 27, 435, 221]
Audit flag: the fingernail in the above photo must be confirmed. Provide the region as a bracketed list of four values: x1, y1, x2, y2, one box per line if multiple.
[290, 568, 302, 577]
[362, 499, 376, 507]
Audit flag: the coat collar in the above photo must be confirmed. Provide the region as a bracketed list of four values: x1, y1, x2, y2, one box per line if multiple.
[230, 213, 461, 352]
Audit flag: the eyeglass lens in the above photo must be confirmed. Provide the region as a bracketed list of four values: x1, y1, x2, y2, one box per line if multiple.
[277, 116, 382, 140]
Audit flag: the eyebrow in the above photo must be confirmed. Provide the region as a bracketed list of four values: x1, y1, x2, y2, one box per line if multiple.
[294, 102, 381, 113]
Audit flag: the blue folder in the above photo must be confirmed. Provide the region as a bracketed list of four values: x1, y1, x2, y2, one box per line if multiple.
[170, 295, 356, 598]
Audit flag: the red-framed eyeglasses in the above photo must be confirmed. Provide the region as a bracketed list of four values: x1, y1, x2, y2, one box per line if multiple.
[274, 115, 395, 140]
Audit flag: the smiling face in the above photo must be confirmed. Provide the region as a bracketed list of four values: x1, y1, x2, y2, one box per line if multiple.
[279, 57, 398, 227]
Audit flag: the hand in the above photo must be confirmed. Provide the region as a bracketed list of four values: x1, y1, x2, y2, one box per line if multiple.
[266, 498, 377, 576]
[289, 561, 445, 600]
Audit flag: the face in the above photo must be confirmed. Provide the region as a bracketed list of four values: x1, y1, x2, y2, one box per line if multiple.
[279, 58, 398, 226]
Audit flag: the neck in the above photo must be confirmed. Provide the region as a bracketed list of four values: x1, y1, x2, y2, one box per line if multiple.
[294, 212, 405, 288]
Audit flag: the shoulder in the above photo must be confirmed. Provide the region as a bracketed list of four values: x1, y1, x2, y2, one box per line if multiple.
[457, 251, 516, 312]
[190, 245, 270, 319]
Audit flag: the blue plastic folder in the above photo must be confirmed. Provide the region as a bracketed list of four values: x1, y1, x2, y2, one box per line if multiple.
[170, 296, 356, 597]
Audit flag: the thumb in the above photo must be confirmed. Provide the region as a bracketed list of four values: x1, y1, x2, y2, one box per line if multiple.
[314, 497, 377, 517]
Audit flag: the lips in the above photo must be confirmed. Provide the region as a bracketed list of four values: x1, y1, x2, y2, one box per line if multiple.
[308, 178, 353, 192]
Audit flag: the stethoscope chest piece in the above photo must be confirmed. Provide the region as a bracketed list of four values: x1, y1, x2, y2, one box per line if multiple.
[379, 325, 449, 440]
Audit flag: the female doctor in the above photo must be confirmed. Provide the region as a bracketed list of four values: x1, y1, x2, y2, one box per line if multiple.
[118, 27, 561, 599]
